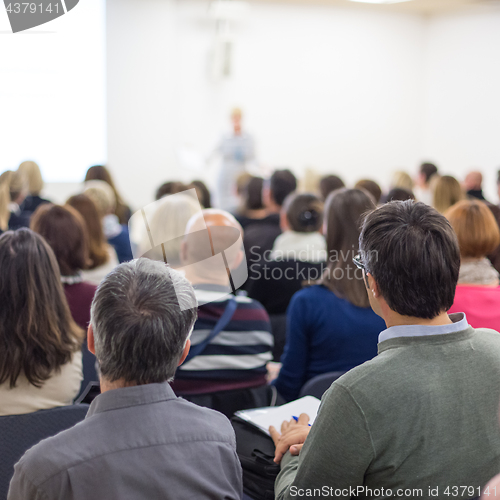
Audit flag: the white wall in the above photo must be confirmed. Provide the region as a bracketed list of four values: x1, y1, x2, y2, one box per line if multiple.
[104, 0, 500, 211]
[423, 4, 500, 202]
[106, 0, 426, 210]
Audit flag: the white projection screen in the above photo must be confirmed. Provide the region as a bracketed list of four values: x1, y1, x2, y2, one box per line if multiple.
[0, 0, 106, 182]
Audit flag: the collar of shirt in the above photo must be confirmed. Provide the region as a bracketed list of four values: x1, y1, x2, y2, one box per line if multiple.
[378, 312, 469, 344]
[86, 382, 177, 418]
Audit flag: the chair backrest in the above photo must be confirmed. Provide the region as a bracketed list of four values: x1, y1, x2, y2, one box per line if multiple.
[0, 404, 89, 500]
[269, 314, 287, 362]
[298, 371, 347, 399]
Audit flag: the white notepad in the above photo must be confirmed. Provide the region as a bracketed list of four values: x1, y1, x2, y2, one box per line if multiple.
[235, 396, 322, 436]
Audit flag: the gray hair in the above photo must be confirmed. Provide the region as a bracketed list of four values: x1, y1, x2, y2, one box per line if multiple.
[90, 259, 197, 384]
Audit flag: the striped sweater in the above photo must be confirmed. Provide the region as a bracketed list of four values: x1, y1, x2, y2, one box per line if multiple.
[172, 287, 274, 395]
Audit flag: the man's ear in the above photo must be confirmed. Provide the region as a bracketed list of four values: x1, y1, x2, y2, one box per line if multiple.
[178, 339, 191, 366]
[87, 325, 95, 355]
[180, 239, 188, 264]
[279, 210, 289, 232]
[367, 273, 381, 298]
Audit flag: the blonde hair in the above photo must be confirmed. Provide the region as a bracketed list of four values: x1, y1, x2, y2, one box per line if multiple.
[391, 171, 414, 192]
[0, 172, 11, 231]
[137, 193, 201, 268]
[433, 175, 465, 214]
[18, 161, 44, 195]
[83, 180, 116, 217]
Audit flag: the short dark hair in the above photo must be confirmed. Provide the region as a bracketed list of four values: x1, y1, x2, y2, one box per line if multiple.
[385, 188, 415, 203]
[155, 181, 189, 201]
[283, 192, 323, 233]
[245, 176, 264, 210]
[354, 179, 382, 204]
[420, 162, 438, 184]
[270, 169, 297, 206]
[190, 180, 211, 209]
[91, 259, 197, 384]
[359, 201, 460, 319]
[319, 175, 345, 201]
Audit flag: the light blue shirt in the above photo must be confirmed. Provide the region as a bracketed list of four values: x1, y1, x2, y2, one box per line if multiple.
[378, 312, 468, 343]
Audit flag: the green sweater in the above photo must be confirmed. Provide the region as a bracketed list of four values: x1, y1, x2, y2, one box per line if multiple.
[275, 327, 500, 499]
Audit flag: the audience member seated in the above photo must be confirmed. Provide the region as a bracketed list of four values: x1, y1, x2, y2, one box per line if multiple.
[31, 204, 98, 391]
[134, 191, 201, 268]
[234, 176, 268, 229]
[271, 200, 500, 498]
[155, 180, 189, 200]
[272, 188, 385, 402]
[464, 170, 488, 201]
[432, 174, 465, 213]
[318, 174, 345, 201]
[84, 180, 133, 263]
[414, 161, 438, 205]
[17, 160, 51, 215]
[8, 259, 243, 500]
[244, 169, 297, 267]
[171, 210, 274, 414]
[446, 200, 500, 330]
[31, 204, 97, 328]
[246, 193, 326, 315]
[0, 229, 83, 416]
[384, 187, 416, 203]
[354, 179, 382, 204]
[390, 170, 414, 192]
[84, 164, 132, 224]
[67, 194, 119, 285]
[0, 170, 30, 230]
[190, 179, 212, 208]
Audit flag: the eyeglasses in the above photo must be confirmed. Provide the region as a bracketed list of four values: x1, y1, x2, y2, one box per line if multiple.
[352, 253, 366, 272]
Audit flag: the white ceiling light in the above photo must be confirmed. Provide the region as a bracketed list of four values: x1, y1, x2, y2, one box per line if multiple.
[348, 0, 413, 4]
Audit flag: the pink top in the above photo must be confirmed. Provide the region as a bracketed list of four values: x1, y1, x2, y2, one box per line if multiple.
[449, 285, 500, 332]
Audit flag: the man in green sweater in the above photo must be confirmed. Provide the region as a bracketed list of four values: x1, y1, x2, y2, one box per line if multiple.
[271, 200, 500, 499]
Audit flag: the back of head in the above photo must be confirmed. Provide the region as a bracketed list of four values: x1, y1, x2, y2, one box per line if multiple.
[420, 162, 439, 184]
[18, 161, 44, 195]
[354, 179, 382, 204]
[270, 169, 297, 207]
[139, 193, 201, 268]
[245, 176, 264, 211]
[390, 171, 414, 192]
[84, 180, 117, 218]
[67, 194, 109, 269]
[360, 200, 460, 319]
[190, 180, 211, 208]
[31, 203, 90, 276]
[155, 181, 190, 201]
[445, 199, 500, 259]
[385, 188, 416, 203]
[0, 228, 82, 388]
[183, 209, 243, 273]
[433, 175, 464, 214]
[322, 188, 376, 308]
[464, 171, 483, 192]
[319, 175, 345, 201]
[283, 193, 323, 233]
[91, 259, 197, 384]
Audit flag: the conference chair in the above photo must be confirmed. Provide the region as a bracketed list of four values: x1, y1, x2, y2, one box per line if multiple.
[0, 404, 89, 499]
[298, 371, 347, 399]
[269, 314, 287, 361]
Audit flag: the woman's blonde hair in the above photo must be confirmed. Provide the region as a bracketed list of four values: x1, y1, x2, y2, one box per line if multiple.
[18, 160, 44, 195]
[83, 180, 116, 218]
[433, 175, 465, 214]
[390, 171, 414, 192]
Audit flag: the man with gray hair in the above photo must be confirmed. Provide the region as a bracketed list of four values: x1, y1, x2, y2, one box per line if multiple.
[8, 259, 243, 500]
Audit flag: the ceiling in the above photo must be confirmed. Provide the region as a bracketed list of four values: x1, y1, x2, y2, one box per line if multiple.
[249, 0, 499, 15]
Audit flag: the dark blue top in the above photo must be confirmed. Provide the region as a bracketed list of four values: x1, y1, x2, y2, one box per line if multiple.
[108, 226, 133, 263]
[273, 284, 386, 401]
